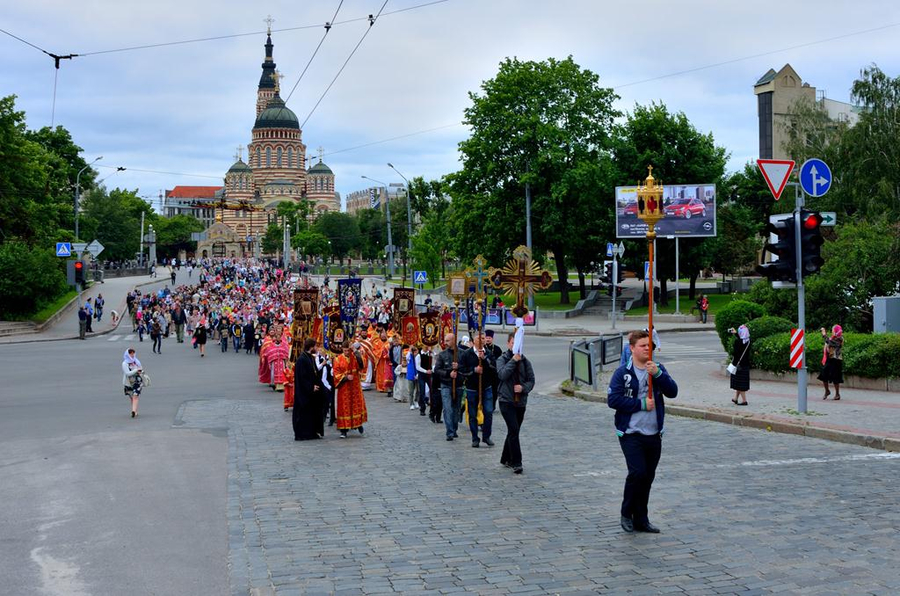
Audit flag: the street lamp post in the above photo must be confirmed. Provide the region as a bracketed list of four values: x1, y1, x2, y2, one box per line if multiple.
[75, 156, 102, 241]
[361, 175, 394, 278]
[387, 163, 414, 287]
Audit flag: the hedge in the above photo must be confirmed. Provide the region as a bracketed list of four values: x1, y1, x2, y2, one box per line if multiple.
[753, 332, 900, 378]
[715, 300, 766, 352]
[744, 316, 795, 359]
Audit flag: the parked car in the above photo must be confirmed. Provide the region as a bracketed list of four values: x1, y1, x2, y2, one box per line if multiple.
[664, 197, 706, 219]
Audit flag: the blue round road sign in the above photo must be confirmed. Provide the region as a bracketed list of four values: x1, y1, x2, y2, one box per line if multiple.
[799, 159, 832, 197]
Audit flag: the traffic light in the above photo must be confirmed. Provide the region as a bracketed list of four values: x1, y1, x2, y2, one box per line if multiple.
[757, 215, 796, 282]
[74, 260, 85, 285]
[604, 262, 613, 283]
[616, 263, 625, 285]
[799, 210, 824, 276]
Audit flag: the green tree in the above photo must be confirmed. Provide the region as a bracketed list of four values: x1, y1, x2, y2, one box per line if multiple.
[314, 211, 360, 261]
[354, 208, 386, 261]
[0, 242, 68, 319]
[612, 102, 729, 303]
[79, 187, 153, 261]
[154, 214, 204, 258]
[410, 211, 446, 289]
[709, 203, 763, 280]
[261, 222, 283, 256]
[292, 229, 330, 261]
[449, 56, 620, 304]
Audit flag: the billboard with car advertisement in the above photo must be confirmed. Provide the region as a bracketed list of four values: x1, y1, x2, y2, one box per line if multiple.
[615, 183, 717, 238]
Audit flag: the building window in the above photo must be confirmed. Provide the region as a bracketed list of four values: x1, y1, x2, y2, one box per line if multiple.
[287, 148, 293, 168]
[277, 147, 282, 168]
[265, 147, 271, 167]
[256, 147, 261, 167]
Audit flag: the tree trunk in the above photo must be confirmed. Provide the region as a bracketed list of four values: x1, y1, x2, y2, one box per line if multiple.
[553, 247, 570, 305]
[659, 276, 669, 307]
[689, 273, 698, 300]
[576, 264, 587, 299]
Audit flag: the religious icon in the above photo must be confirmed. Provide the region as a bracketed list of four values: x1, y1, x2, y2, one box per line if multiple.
[301, 301, 312, 315]
[334, 328, 344, 344]
[399, 299, 409, 312]
[449, 276, 466, 296]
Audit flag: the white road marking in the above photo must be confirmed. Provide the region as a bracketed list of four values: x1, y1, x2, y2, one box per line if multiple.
[125, 334, 135, 341]
[719, 452, 900, 468]
[107, 335, 122, 341]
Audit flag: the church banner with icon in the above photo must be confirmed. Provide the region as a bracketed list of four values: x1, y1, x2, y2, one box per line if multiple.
[337, 278, 362, 335]
[323, 305, 343, 355]
[392, 287, 415, 330]
[418, 312, 441, 347]
[401, 316, 420, 346]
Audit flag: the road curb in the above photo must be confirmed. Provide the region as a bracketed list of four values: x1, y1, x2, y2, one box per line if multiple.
[559, 382, 900, 453]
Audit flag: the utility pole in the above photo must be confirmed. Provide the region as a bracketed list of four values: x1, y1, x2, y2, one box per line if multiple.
[140, 211, 145, 266]
[525, 179, 534, 311]
[75, 156, 102, 241]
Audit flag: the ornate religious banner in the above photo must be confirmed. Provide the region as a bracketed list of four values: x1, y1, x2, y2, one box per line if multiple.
[292, 287, 319, 338]
[439, 309, 454, 348]
[401, 316, 420, 346]
[392, 287, 415, 330]
[322, 305, 343, 355]
[337, 278, 362, 335]
[312, 316, 324, 346]
[418, 311, 441, 347]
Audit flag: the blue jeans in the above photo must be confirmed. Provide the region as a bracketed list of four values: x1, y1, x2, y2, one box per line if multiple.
[466, 387, 493, 442]
[441, 385, 463, 438]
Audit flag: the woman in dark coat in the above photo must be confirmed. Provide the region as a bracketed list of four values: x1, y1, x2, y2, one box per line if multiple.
[729, 325, 751, 406]
[819, 325, 844, 400]
[293, 338, 322, 440]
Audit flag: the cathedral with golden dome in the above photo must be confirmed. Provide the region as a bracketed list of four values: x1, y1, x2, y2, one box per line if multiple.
[213, 26, 339, 253]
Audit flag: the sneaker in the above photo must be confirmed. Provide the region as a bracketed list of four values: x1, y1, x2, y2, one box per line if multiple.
[340, 431, 348, 438]
[513, 466, 523, 474]
[471, 440, 480, 448]
[409, 404, 417, 410]
[446, 436, 454, 441]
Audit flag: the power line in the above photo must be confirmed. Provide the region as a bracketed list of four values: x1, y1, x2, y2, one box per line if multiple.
[612, 21, 900, 89]
[283, 0, 345, 105]
[322, 122, 464, 158]
[72, 1, 448, 57]
[300, 1, 390, 130]
[97, 164, 222, 180]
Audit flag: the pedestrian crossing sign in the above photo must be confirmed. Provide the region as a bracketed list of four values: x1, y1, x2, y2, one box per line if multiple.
[413, 270, 428, 284]
[56, 242, 72, 257]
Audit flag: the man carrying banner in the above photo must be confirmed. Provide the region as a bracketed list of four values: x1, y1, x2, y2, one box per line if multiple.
[435, 333, 464, 441]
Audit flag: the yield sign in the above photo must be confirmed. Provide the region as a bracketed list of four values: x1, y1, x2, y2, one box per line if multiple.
[757, 159, 795, 201]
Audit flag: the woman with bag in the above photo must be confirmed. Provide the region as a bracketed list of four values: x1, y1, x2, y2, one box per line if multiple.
[122, 348, 144, 418]
[728, 325, 751, 406]
[819, 325, 844, 400]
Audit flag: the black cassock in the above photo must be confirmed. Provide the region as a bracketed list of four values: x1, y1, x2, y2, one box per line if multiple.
[293, 352, 322, 440]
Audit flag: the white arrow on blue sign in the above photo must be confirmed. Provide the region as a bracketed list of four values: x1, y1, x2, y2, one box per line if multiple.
[606, 242, 614, 258]
[799, 158, 832, 197]
[413, 270, 428, 284]
[55, 242, 71, 257]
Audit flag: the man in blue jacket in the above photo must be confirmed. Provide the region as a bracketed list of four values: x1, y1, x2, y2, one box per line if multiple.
[607, 329, 678, 534]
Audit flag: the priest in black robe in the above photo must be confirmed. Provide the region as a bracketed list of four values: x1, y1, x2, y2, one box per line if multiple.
[293, 338, 322, 441]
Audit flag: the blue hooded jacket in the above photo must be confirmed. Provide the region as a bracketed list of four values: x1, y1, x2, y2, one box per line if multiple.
[607, 360, 678, 436]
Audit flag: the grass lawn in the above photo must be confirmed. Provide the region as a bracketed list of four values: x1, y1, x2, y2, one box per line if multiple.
[500, 291, 583, 311]
[30, 289, 78, 324]
[626, 293, 734, 316]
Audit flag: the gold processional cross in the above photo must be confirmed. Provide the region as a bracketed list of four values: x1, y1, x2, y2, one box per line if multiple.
[489, 245, 552, 318]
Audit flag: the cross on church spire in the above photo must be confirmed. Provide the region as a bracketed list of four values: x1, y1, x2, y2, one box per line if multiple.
[264, 15, 275, 35]
[317, 146, 324, 162]
[235, 145, 244, 162]
[274, 70, 285, 93]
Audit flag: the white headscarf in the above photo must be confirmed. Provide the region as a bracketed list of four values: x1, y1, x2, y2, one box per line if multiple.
[123, 349, 142, 369]
[738, 324, 750, 344]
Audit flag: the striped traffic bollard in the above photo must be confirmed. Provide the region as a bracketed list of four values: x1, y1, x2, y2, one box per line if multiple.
[790, 328, 805, 369]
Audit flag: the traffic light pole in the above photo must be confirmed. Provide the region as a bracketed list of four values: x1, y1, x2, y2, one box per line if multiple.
[611, 256, 618, 330]
[793, 183, 808, 414]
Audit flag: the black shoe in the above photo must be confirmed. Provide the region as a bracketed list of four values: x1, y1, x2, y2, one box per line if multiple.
[620, 516, 634, 533]
[284, 407, 289, 412]
[501, 461, 511, 468]
[340, 431, 348, 438]
[358, 426, 364, 434]
[484, 438, 494, 447]
[419, 410, 426, 416]
[513, 466, 523, 474]
[472, 440, 480, 448]
[327, 421, 334, 427]
[453, 433, 458, 438]
[446, 436, 454, 441]
[635, 521, 660, 533]
[131, 411, 136, 418]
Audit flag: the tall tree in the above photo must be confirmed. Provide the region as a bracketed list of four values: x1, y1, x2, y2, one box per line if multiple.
[314, 211, 360, 261]
[612, 102, 728, 303]
[449, 56, 620, 304]
[79, 187, 154, 261]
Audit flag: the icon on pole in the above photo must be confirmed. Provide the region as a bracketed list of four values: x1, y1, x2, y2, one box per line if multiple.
[756, 159, 795, 200]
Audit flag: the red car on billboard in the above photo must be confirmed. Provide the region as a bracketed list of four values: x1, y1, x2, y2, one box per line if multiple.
[664, 197, 706, 219]
[623, 201, 638, 216]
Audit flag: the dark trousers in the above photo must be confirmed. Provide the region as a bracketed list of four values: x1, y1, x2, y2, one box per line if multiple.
[220, 337, 228, 352]
[618, 432, 662, 525]
[467, 387, 493, 442]
[499, 402, 526, 467]
[152, 335, 162, 353]
[430, 383, 443, 422]
[418, 376, 431, 412]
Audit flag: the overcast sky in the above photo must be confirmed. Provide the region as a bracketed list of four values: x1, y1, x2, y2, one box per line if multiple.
[3, 0, 898, 211]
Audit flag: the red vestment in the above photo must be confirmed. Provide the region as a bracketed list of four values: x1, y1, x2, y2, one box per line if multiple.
[371, 336, 394, 392]
[283, 362, 295, 408]
[258, 337, 274, 384]
[267, 340, 290, 386]
[333, 353, 368, 430]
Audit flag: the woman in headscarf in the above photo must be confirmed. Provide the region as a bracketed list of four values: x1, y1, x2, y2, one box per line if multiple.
[122, 348, 143, 418]
[819, 325, 844, 400]
[729, 324, 751, 406]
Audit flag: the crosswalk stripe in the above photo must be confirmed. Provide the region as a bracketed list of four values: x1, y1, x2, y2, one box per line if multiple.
[107, 335, 122, 341]
[125, 334, 135, 341]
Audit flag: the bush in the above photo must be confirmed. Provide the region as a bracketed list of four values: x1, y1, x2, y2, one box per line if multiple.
[744, 316, 795, 360]
[744, 279, 797, 320]
[0, 242, 68, 319]
[753, 332, 900, 379]
[715, 300, 767, 352]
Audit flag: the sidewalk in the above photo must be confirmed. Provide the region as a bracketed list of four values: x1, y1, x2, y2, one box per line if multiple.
[0, 269, 192, 344]
[561, 360, 900, 452]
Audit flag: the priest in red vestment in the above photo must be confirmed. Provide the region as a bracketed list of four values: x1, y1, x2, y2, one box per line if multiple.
[258, 326, 276, 384]
[333, 340, 368, 438]
[267, 335, 291, 391]
[370, 328, 394, 394]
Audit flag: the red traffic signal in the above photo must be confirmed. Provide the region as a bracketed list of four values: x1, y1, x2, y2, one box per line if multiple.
[802, 212, 823, 230]
[74, 260, 85, 284]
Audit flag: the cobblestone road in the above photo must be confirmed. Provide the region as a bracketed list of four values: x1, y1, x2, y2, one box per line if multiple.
[177, 391, 900, 595]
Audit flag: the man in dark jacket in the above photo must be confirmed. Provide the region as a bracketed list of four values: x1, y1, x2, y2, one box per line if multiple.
[171, 304, 188, 343]
[607, 329, 678, 534]
[458, 334, 497, 447]
[434, 333, 464, 441]
[496, 332, 535, 474]
[484, 330, 503, 406]
[78, 307, 88, 340]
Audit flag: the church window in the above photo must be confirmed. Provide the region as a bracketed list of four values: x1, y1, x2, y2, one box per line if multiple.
[277, 147, 282, 168]
[287, 148, 293, 168]
[265, 147, 271, 167]
[256, 147, 261, 167]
